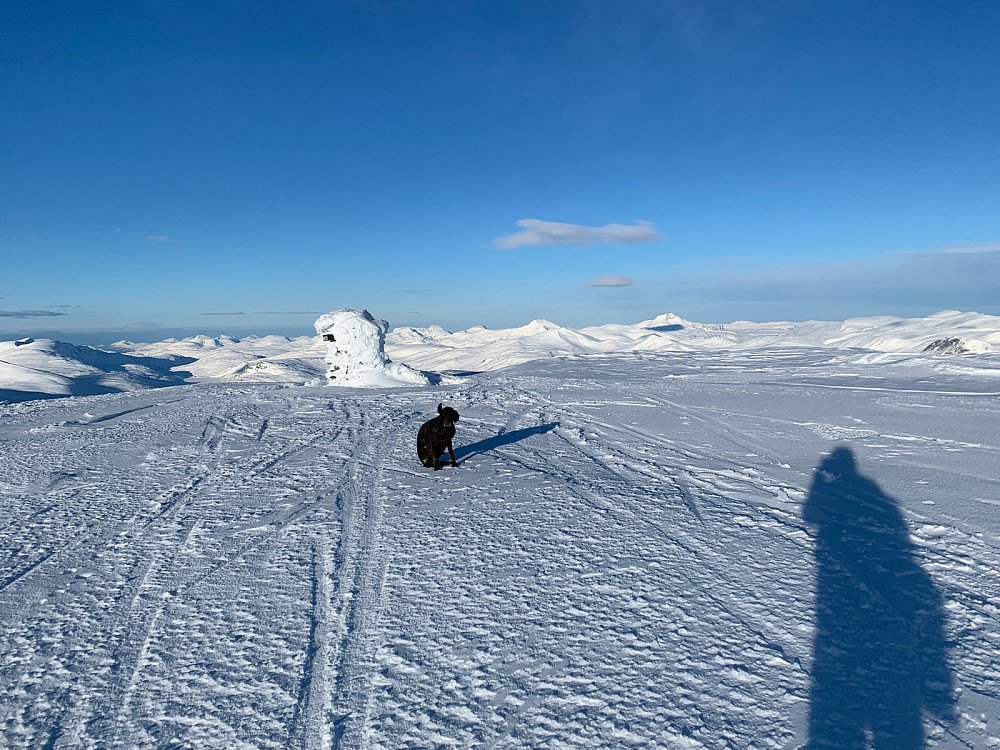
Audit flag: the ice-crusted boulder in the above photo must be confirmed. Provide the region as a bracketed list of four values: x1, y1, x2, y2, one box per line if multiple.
[314, 309, 430, 387]
[922, 338, 990, 355]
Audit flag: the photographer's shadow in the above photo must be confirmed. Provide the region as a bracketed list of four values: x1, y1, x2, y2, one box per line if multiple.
[804, 447, 955, 749]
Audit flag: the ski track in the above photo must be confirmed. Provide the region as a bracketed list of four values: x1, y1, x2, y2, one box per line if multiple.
[0, 353, 998, 748]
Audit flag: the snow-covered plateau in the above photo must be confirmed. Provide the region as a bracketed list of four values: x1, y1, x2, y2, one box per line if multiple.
[2, 310, 998, 402]
[1, 311, 1000, 748]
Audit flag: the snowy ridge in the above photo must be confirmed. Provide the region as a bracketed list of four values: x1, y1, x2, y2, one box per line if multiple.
[108, 334, 326, 382]
[0, 338, 193, 403]
[1, 310, 999, 402]
[388, 310, 1000, 372]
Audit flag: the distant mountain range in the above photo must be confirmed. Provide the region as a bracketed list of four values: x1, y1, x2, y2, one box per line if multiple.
[2, 310, 998, 403]
[388, 310, 999, 372]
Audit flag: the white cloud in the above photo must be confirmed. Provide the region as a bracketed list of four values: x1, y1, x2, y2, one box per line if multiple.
[587, 275, 634, 287]
[146, 234, 172, 243]
[893, 242, 1000, 257]
[494, 219, 661, 249]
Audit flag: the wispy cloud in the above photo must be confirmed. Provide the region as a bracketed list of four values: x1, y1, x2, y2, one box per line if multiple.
[893, 242, 1000, 257]
[587, 275, 634, 287]
[0, 310, 68, 318]
[146, 234, 172, 243]
[494, 219, 661, 249]
[202, 310, 323, 316]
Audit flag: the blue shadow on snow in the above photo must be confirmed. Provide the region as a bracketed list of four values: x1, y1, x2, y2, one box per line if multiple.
[804, 446, 956, 749]
[454, 422, 559, 462]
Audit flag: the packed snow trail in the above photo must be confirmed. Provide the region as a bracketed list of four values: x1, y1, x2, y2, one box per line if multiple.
[1, 350, 999, 748]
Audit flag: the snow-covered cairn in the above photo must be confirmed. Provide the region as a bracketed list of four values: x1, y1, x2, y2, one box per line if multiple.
[314, 309, 429, 387]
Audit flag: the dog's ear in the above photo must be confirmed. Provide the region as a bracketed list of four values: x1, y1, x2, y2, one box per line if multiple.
[437, 403, 443, 413]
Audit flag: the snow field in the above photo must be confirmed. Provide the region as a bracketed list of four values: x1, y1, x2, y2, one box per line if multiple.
[1, 350, 999, 748]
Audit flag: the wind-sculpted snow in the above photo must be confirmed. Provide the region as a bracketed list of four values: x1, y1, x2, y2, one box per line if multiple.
[1, 350, 999, 748]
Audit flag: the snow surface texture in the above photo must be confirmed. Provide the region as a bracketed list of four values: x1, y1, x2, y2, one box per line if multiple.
[1, 348, 999, 748]
[314, 309, 430, 388]
[3, 310, 998, 403]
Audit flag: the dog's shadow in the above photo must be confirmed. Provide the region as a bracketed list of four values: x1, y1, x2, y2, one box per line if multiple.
[455, 422, 559, 462]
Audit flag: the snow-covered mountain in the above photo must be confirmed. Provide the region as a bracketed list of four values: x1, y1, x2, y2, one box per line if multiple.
[2, 310, 998, 403]
[389, 310, 1000, 371]
[0, 337, 194, 403]
[108, 334, 327, 382]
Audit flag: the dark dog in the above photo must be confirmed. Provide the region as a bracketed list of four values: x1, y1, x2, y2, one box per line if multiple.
[417, 403, 460, 470]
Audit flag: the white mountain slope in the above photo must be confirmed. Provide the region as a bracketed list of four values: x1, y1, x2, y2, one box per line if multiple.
[1, 310, 998, 403]
[387, 310, 1000, 372]
[108, 334, 326, 382]
[1, 349, 998, 748]
[0, 338, 193, 403]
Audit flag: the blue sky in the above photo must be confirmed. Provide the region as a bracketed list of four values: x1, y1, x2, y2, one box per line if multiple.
[3, 0, 998, 343]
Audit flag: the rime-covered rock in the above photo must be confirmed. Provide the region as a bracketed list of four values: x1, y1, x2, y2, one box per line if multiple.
[313, 309, 430, 387]
[922, 337, 990, 355]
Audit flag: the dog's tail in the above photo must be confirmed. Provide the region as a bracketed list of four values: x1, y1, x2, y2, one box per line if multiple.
[437, 402, 443, 413]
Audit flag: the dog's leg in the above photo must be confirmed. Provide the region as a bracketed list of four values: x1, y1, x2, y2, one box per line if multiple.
[447, 440, 458, 467]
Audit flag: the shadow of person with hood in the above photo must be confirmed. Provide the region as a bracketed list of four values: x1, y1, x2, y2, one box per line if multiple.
[804, 447, 956, 749]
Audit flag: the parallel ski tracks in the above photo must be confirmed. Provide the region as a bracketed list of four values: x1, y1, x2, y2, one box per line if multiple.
[295, 408, 394, 750]
[105, 403, 368, 744]
[0, 392, 401, 747]
[94, 407, 350, 744]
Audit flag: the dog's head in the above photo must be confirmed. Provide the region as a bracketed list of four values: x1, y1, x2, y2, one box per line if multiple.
[437, 402, 460, 427]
